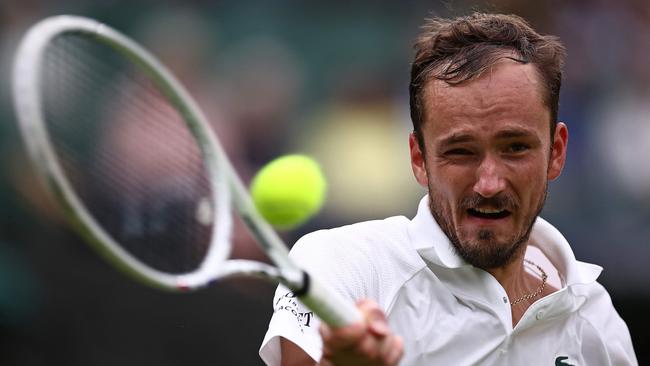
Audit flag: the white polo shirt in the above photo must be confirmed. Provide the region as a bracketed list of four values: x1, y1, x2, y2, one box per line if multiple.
[259, 197, 637, 365]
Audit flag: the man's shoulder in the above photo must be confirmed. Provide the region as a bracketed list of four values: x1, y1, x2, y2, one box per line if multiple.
[571, 280, 619, 318]
[569, 281, 638, 364]
[288, 216, 426, 304]
[289, 215, 416, 263]
[570, 280, 631, 342]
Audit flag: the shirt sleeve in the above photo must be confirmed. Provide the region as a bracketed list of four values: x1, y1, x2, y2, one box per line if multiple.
[258, 229, 373, 366]
[258, 284, 323, 366]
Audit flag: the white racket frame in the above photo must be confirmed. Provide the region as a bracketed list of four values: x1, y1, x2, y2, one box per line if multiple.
[13, 15, 360, 327]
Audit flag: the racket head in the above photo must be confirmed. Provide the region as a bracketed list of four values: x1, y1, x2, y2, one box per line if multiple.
[12, 15, 233, 291]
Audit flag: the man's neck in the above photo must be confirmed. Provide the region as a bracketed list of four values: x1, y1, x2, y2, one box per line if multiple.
[485, 252, 529, 300]
[484, 247, 557, 327]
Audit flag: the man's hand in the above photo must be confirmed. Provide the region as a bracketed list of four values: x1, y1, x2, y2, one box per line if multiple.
[319, 299, 403, 366]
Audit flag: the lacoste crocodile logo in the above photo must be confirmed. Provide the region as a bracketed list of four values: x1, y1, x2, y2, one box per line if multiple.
[555, 356, 575, 366]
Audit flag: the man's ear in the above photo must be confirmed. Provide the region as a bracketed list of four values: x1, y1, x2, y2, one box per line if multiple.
[409, 132, 429, 187]
[548, 122, 568, 181]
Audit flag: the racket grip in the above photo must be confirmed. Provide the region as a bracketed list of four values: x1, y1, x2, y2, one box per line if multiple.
[297, 272, 363, 327]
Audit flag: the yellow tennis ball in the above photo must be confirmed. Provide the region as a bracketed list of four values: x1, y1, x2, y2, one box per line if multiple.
[251, 154, 327, 230]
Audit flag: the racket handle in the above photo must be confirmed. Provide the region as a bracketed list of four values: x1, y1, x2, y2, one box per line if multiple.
[297, 272, 363, 327]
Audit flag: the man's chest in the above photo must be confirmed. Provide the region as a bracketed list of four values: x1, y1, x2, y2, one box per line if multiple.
[385, 271, 600, 366]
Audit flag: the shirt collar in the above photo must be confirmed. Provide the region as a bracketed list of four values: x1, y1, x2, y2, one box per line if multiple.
[408, 195, 602, 287]
[409, 195, 467, 269]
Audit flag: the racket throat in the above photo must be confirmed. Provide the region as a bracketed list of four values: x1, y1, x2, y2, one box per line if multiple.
[286, 270, 310, 297]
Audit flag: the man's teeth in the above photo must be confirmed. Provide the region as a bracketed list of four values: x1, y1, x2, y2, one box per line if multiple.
[474, 208, 504, 214]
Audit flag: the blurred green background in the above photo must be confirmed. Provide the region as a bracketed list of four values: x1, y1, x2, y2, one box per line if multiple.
[0, 0, 648, 364]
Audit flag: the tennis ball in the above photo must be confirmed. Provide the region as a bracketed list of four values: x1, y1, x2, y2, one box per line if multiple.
[251, 154, 326, 230]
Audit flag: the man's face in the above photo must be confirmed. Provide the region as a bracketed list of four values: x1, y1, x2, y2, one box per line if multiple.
[409, 60, 568, 269]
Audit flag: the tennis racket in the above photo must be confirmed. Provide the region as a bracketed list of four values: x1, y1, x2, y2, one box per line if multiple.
[12, 15, 360, 327]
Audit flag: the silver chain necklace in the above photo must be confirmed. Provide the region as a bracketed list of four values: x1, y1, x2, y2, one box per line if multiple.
[510, 259, 548, 306]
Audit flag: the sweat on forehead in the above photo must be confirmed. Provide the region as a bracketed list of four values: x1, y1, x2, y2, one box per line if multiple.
[421, 59, 548, 128]
[408, 13, 566, 144]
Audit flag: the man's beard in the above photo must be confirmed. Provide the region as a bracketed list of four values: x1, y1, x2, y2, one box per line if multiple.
[428, 186, 547, 270]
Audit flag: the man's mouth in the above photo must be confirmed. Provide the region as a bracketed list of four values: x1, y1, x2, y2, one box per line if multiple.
[467, 207, 511, 219]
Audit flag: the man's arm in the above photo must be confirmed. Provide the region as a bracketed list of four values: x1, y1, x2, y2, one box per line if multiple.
[280, 338, 318, 366]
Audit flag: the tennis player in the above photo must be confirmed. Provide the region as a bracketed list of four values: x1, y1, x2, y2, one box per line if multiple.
[260, 13, 637, 365]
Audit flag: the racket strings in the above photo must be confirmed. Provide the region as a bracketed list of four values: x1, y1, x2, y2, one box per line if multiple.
[41, 33, 214, 274]
[47, 37, 207, 190]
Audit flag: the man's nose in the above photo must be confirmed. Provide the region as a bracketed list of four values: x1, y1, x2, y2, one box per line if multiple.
[473, 155, 506, 198]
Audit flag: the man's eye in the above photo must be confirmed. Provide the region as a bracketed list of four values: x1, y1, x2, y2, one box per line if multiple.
[445, 148, 473, 156]
[506, 143, 530, 153]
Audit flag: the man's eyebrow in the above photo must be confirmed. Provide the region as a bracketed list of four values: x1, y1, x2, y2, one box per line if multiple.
[438, 128, 539, 145]
[438, 133, 475, 145]
[494, 128, 539, 140]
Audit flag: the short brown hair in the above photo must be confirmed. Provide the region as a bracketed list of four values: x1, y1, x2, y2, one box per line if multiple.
[409, 13, 566, 145]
